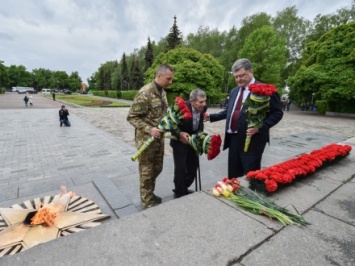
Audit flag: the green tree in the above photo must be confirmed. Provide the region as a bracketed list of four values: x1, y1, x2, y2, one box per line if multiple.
[87, 74, 98, 91]
[0, 60, 9, 88]
[7, 65, 32, 87]
[288, 22, 355, 113]
[185, 26, 226, 58]
[234, 13, 272, 57]
[111, 63, 121, 91]
[166, 16, 183, 51]
[68, 71, 82, 91]
[145, 47, 225, 103]
[238, 26, 287, 89]
[217, 26, 238, 71]
[120, 53, 129, 90]
[306, 5, 355, 43]
[129, 55, 143, 90]
[144, 37, 154, 70]
[272, 6, 311, 81]
[50, 71, 69, 90]
[32, 68, 53, 89]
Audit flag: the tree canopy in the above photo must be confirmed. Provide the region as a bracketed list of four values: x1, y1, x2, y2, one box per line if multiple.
[145, 47, 225, 103]
[288, 22, 355, 112]
[238, 25, 287, 89]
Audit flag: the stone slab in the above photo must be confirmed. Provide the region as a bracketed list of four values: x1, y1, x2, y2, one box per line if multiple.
[315, 179, 355, 226]
[241, 210, 355, 266]
[114, 204, 139, 218]
[93, 176, 131, 209]
[18, 176, 75, 198]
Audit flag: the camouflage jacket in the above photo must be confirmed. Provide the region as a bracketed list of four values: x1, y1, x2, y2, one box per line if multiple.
[127, 81, 168, 139]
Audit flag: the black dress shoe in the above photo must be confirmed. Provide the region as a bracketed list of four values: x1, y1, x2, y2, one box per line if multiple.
[173, 193, 185, 199]
[153, 194, 162, 203]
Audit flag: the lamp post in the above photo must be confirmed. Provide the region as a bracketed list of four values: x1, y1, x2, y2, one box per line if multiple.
[311, 93, 315, 111]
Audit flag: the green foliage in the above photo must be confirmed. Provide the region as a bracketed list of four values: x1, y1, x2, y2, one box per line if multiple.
[145, 47, 225, 104]
[235, 13, 272, 53]
[144, 37, 154, 70]
[185, 26, 226, 58]
[315, 100, 328, 114]
[91, 90, 106, 97]
[120, 53, 129, 89]
[166, 91, 185, 105]
[328, 100, 355, 113]
[272, 6, 311, 63]
[0, 60, 9, 88]
[7, 65, 32, 87]
[238, 25, 287, 89]
[166, 16, 183, 51]
[130, 56, 143, 90]
[107, 90, 118, 98]
[121, 90, 138, 100]
[289, 22, 355, 113]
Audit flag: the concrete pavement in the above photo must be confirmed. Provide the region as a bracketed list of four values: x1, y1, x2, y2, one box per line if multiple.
[0, 92, 354, 265]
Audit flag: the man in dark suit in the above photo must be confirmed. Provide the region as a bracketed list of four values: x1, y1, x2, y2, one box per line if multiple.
[204, 58, 283, 178]
[170, 88, 207, 198]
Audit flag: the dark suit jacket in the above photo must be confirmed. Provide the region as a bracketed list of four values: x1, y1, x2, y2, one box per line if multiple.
[210, 82, 283, 151]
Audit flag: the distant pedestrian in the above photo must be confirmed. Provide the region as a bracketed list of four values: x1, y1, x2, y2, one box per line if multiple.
[59, 105, 71, 127]
[52, 92, 56, 101]
[23, 95, 29, 107]
[29, 95, 33, 106]
[286, 99, 291, 111]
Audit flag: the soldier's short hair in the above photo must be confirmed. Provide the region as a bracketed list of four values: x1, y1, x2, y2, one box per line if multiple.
[190, 88, 206, 101]
[155, 64, 174, 77]
[231, 58, 253, 73]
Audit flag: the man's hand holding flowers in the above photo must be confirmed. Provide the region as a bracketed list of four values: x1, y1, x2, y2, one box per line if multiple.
[131, 97, 192, 161]
[243, 83, 277, 152]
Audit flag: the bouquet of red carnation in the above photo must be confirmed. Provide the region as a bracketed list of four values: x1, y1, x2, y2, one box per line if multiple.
[243, 83, 277, 152]
[131, 97, 192, 161]
[212, 177, 309, 226]
[246, 143, 352, 192]
[187, 132, 222, 160]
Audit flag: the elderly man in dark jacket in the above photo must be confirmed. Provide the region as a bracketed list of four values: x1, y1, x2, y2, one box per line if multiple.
[170, 88, 207, 198]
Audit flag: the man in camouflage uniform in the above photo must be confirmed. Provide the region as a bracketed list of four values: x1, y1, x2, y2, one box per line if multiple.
[127, 64, 174, 208]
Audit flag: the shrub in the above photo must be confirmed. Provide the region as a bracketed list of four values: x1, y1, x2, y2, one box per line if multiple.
[315, 100, 328, 114]
[121, 90, 138, 100]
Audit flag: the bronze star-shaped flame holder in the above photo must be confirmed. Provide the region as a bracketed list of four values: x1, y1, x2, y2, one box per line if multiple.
[0, 192, 110, 257]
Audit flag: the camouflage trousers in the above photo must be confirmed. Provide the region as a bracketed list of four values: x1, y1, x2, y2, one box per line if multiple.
[138, 137, 164, 207]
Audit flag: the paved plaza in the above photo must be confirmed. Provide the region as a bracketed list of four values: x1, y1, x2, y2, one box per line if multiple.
[0, 92, 354, 265]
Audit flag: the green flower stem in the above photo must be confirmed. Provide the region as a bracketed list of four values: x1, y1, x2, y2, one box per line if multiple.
[225, 186, 309, 226]
[131, 136, 155, 161]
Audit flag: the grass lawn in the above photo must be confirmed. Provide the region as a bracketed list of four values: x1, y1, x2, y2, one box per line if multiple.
[49, 94, 130, 107]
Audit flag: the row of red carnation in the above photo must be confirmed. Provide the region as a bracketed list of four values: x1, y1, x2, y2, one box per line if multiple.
[246, 144, 352, 192]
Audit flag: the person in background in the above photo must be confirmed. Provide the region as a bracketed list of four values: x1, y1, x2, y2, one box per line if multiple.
[23, 94, 29, 107]
[170, 88, 207, 198]
[127, 64, 174, 209]
[52, 91, 56, 101]
[59, 105, 71, 127]
[204, 58, 283, 179]
[286, 99, 291, 111]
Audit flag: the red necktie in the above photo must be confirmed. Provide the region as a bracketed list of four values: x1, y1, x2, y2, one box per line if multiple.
[230, 87, 245, 132]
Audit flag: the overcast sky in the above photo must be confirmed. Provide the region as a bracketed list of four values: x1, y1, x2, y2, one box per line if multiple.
[1, 0, 352, 83]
